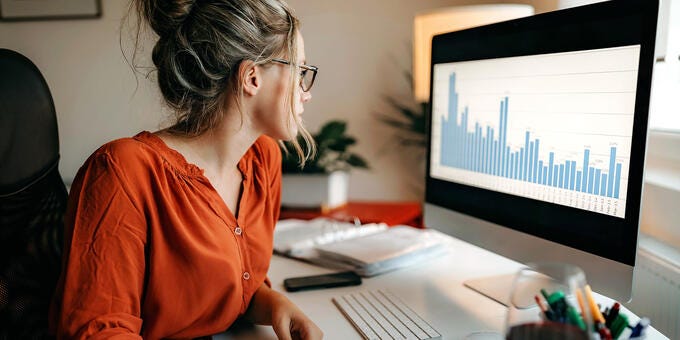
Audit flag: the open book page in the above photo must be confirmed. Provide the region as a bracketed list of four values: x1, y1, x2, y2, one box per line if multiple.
[314, 226, 449, 276]
[274, 218, 388, 257]
[274, 219, 450, 277]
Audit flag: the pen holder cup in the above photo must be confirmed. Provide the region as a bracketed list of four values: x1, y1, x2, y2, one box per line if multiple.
[505, 263, 595, 340]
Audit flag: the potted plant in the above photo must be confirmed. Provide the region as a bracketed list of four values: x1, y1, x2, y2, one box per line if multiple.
[374, 70, 428, 197]
[281, 120, 368, 211]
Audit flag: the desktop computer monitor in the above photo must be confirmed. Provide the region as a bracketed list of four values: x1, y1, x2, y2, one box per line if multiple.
[424, 0, 658, 303]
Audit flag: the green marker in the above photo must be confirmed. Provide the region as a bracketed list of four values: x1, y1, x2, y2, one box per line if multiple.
[546, 290, 568, 321]
[610, 313, 630, 339]
[566, 305, 587, 331]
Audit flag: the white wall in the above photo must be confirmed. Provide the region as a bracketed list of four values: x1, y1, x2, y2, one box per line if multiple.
[0, 0, 555, 200]
[0, 0, 167, 185]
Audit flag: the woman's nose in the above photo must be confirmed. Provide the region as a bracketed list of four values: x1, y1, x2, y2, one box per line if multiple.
[301, 90, 312, 103]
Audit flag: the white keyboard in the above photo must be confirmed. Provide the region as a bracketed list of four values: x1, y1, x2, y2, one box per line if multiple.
[332, 290, 442, 340]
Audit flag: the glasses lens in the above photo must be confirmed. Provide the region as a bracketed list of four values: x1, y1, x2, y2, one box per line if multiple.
[301, 69, 315, 92]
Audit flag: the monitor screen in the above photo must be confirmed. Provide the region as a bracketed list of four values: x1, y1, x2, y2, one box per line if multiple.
[425, 0, 658, 301]
[431, 45, 639, 220]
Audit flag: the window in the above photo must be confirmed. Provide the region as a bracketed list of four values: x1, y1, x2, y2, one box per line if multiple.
[642, 0, 680, 249]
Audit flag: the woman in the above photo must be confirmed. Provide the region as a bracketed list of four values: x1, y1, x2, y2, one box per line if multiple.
[49, 0, 323, 338]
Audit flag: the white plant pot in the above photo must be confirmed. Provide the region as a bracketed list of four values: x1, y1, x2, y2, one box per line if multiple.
[281, 171, 349, 211]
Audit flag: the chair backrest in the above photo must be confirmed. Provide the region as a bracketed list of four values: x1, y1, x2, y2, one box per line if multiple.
[0, 48, 68, 339]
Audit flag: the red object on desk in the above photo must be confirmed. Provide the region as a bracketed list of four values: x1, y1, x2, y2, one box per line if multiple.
[279, 201, 423, 228]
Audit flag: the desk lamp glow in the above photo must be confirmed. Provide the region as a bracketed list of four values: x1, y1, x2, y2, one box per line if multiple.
[413, 5, 535, 103]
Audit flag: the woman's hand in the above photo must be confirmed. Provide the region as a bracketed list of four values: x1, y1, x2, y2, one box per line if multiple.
[270, 293, 323, 340]
[245, 283, 323, 340]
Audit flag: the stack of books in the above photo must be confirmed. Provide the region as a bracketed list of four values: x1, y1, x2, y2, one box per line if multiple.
[274, 218, 447, 276]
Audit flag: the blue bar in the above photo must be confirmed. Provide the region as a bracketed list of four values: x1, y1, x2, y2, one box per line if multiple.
[493, 141, 498, 175]
[481, 135, 486, 174]
[614, 163, 622, 199]
[461, 109, 467, 168]
[553, 165, 559, 187]
[528, 141, 534, 183]
[608, 147, 616, 197]
[538, 160, 544, 185]
[594, 169, 601, 195]
[486, 135, 492, 174]
[582, 149, 590, 192]
[576, 171, 582, 192]
[508, 152, 515, 178]
[569, 161, 576, 190]
[515, 152, 520, 180]
[480, 128, 484, 173]
[462, 110, 468, 168]
[490, 128, 495, 173]
[477, 126, 483, 173]
[559, 164, 565, 188]
[523, 132, 530, 181]
[455, 122, 460, 167]
[454, 123, 460, 167]
[463, 131, 468, 170]
[457, 123, 463, 167]
[442, 73, 457, 167]
[505, 147, 511, 178]
[542, 166, 547, 185]
[533, 139, 540, 183]
[471, 124, 477, 172]
[469, 129, 474, 171]
[601, 173, 608, 196]
[464, 132, 469, 170]
[564, 161, 570, 189]
[520, 147, 525, 181]
[488, 129, 494, 174]
[499, 99, 505, 177]
[472, 124, 477, 172]
[495, 136, 500, 176]
[458, 119, 467, 169]
[548, 152, 555, 186]
[502, 98, 509, 177]
[467, 123, 473, 170]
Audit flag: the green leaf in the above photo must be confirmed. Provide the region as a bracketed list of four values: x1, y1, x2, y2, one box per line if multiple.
[327, 136, 356, 152]
[346, 154, 369, 169]
[317, 121, 346, 141]
[375, 114, 415, 131]
[280, 119, 368, 173]
[384, 96, 421, 121]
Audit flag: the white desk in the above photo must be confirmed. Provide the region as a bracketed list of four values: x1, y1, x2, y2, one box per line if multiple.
[217, 234, 667, 339]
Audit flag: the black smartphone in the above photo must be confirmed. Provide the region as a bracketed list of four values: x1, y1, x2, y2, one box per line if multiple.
[283, 271, 362, 292]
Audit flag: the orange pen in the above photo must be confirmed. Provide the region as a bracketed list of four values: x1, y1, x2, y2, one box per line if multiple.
[584, 285, 606, 324]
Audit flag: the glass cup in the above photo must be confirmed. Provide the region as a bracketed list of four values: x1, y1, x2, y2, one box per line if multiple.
[505, 263, 594, 340]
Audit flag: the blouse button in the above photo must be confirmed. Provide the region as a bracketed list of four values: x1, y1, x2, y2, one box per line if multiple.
[243, 272, 250, 280]
[234, 227, 242, 235]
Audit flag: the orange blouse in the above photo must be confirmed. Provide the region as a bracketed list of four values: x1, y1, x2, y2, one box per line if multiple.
[50, 131, 281, 339]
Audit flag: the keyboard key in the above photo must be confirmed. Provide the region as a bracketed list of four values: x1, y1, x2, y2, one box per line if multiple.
[333, 290, 441, 340]
[333, 296, 380, 339]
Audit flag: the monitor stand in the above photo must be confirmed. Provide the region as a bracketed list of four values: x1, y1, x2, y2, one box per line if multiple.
[464, 273, 551, 309]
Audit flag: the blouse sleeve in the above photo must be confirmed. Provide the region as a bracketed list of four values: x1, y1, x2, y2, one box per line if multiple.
[268, 138, 282, 223]
[261, 136, 282, 289]
[53, 152, 147, 339]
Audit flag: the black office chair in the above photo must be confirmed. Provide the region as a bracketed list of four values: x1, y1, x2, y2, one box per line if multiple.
[0, 49, 68, 339]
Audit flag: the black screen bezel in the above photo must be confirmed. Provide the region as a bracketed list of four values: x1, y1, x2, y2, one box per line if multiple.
[425, 0, 658, 266]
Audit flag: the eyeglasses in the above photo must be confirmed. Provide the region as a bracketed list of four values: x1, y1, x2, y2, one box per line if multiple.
[271, 58, 318, 92]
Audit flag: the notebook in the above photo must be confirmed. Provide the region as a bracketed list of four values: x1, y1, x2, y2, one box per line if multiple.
[274, 218, 448, 276]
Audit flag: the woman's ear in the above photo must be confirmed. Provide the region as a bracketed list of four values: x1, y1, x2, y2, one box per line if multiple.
[240, 60, 261, 97]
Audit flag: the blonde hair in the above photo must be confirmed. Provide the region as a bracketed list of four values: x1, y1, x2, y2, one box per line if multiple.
[129, 0, 315, 164]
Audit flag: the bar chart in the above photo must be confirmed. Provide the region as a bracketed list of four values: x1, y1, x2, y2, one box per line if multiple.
[430, 46, 640, 218]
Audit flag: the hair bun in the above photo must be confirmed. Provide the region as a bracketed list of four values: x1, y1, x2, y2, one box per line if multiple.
[140, 0, 196, 37]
